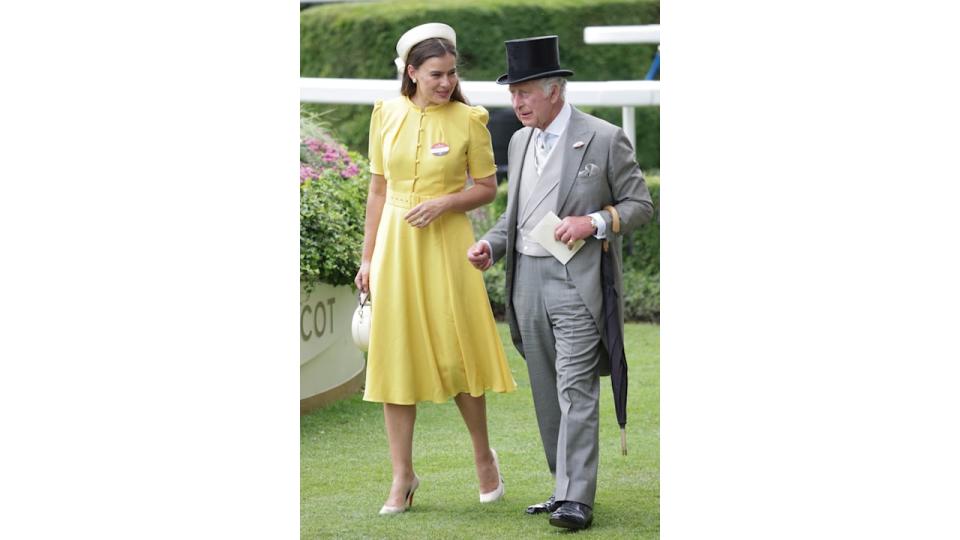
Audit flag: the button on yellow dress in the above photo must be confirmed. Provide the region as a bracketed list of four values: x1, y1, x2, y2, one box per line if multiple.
[363, 96, 517, 404]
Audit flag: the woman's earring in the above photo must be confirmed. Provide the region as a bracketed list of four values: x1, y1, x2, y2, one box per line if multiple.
[411, 78, 417, 84]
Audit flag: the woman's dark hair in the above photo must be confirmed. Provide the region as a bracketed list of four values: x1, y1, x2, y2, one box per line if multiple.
[400, 37, 468, 105]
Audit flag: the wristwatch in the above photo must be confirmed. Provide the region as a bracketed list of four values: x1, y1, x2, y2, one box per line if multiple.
[588, 215, 601, 232]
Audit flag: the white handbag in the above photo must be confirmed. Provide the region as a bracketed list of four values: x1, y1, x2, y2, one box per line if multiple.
[351, 292, 372, 352]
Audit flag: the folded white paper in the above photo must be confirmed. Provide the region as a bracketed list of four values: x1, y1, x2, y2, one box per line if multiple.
[529, 211, 585, 265]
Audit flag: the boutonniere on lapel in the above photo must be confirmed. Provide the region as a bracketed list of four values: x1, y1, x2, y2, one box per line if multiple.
[430, 142, 449, 156]
[572, 141, 585, 149]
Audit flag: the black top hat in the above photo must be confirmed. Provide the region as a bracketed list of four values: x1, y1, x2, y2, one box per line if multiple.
[496, 35, 574, 85]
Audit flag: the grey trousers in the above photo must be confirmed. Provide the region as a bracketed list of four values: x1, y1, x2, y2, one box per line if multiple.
[513, 253, 601, 507]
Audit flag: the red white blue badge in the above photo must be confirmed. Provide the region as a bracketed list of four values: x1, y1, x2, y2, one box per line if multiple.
[430, 142, 449, 156]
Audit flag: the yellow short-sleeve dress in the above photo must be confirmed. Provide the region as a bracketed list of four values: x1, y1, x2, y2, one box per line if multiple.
[363, 95, 517, 404]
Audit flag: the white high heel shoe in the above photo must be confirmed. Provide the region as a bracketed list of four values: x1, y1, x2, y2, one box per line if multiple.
[479, 449, 504, 503]
[379, 475, 420, 515]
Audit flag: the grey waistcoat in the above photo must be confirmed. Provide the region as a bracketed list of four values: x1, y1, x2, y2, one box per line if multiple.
[515, 128, 569, 257]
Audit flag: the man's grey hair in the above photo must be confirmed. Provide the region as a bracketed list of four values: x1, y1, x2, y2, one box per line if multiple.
[539, 77, 567, 99]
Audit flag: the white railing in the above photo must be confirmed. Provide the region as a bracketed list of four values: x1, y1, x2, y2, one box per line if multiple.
[584, 24, 661, 44]
[300, 78, 659, 148]
[582, 24, 661, 141]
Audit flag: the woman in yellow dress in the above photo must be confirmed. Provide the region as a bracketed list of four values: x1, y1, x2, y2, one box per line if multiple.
[353, 23, 517, 515]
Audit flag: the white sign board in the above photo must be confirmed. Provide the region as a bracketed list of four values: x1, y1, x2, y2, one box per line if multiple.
[300, 282, 365, 400]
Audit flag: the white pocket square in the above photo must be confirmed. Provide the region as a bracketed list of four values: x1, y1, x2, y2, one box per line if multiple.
[577, 163, 599, 177]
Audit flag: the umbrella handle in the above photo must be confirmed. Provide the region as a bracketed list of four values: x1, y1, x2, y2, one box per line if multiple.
[602, 205, 622, 253]
[620, 427, 627, 456]
[603, 205, 621, 234]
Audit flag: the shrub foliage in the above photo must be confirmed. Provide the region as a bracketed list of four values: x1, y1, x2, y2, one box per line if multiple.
[300, 111, 370, 287]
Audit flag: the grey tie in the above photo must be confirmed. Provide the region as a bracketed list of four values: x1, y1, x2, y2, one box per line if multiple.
[536, 131, 555, 172]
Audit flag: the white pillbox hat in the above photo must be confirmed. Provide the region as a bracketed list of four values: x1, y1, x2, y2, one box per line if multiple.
[394, 22, 457, 74]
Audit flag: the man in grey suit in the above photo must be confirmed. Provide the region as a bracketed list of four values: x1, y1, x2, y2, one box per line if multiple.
[467, 35, 653, 531]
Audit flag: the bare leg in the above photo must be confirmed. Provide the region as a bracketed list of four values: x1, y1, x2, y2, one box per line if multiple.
[383, 403, 417, 507]
[454, 393, 500, 492]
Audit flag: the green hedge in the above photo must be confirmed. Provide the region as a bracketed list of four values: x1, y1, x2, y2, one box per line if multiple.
[301, 0, 660, 169]
[623, 178, 660, 322]
[622, 181, 660, 276]
[300, 172, 368, 287]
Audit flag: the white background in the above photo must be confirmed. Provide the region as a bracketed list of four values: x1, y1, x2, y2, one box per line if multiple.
[2, 1, 959, 538]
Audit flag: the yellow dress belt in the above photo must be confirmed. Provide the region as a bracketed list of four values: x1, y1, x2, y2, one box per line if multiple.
[386, 188, 442, 210]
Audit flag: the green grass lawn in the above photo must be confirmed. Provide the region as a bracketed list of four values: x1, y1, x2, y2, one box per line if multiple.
[301, 323, 659, 539]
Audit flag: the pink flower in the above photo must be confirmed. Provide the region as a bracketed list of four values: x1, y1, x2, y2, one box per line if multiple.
[320, 141, 348, 157]
[342, 163, 359, 178]
[300, 119, 368, 185]
[300, 164, 316, 183]
[304, 138, 322, 153]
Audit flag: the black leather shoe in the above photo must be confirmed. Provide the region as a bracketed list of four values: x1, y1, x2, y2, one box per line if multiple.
[525, 496, 561, 515]
[549, 501, 593, 530]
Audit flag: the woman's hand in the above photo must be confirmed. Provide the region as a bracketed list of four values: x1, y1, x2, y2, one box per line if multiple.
[404, 197, 449, 228]
[354, 261, 371, 294]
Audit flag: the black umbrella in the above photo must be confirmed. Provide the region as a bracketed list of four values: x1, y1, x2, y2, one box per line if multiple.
[601, 205, 628, 456]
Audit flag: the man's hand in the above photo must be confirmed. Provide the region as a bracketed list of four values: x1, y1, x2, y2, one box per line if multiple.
[554, 216, 596, 249]
[467, 241, 493, 271]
